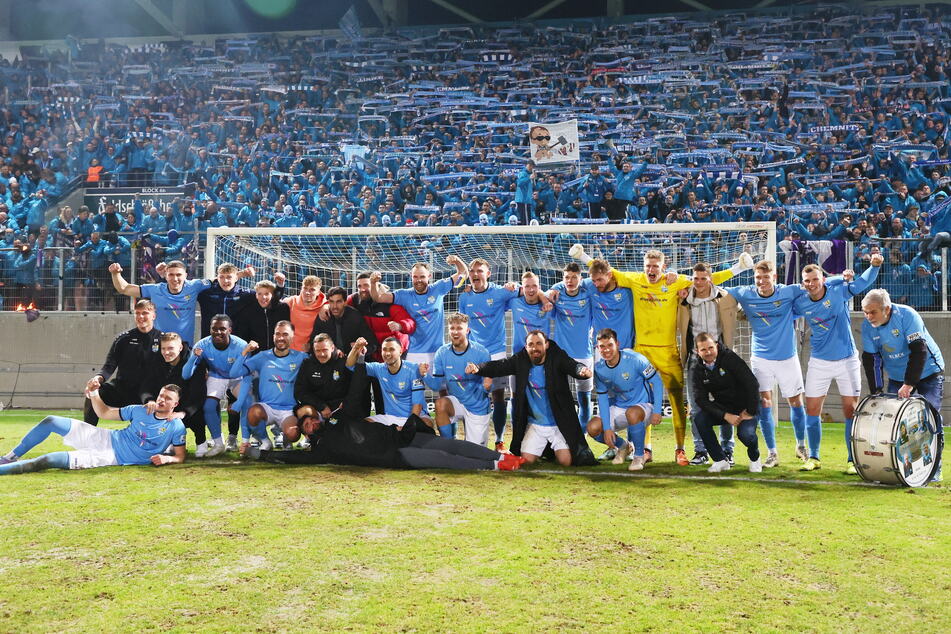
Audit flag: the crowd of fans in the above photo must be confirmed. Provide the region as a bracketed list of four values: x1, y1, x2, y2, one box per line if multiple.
[0, 4, 949, 310]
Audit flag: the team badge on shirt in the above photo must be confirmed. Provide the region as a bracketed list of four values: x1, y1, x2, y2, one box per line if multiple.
[891, 329, 900, 337]
[823, 299, 832, 308]
[398, 381, 406, 389]
[578, 300, 586, 307]
[614, 293, 622, 300]
[486, 298, 494, 305]
[622, 372, 630, 380]
[427, 296, 435, 304]
[289, 363, 297, 370]
[333, 370, 340, 381]
[152, 342, 160, 352]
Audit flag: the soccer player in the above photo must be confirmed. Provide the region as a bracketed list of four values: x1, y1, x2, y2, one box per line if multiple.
[196, 263, 258, 338]
[183, 314, 248, 457]
[861, 288, 944, 479]
[0, 385, 186, 474]
[548, 262, 595, 429]
[347, 336, 430, 428]
[458, 259, 519, 446]
[83, 299, 162, 426]
[228, 321, 308, 450]
[424, 313, 493, 444]
[466, 330, 596, 466]
[726, 260, 810, 468]
[794, 254, 882, 472]
[570, 244, 753, 465]
[688, 333, 762, 474]
[588, 328, 663, 471]
[369, 254, 468, 366]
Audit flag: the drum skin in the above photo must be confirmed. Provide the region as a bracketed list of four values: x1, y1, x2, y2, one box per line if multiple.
[851, 394, 942, 487]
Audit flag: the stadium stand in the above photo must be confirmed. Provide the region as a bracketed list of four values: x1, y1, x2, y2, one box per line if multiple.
[0, 3, 949, 311]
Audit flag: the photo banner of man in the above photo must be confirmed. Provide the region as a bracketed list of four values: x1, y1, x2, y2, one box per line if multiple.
[527, 120, 580, 167]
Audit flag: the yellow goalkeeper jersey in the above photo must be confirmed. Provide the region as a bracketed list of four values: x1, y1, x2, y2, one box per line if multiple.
[611, 268, 734, 346]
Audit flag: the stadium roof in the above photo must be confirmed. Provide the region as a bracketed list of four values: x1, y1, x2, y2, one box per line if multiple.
[2, 0, 945, 42]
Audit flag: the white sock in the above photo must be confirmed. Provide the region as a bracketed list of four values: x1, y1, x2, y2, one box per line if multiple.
[3, 451, 17, 460]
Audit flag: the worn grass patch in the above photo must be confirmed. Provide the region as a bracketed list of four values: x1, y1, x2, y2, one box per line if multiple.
[0, 410, 948, 632]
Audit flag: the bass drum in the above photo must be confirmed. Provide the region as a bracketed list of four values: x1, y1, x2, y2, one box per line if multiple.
[851, 394, 943, 487]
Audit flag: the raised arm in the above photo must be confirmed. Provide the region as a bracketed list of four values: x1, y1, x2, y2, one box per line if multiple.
[109, 263, 141, 298]
[228, 341, 258, 378]
[446, 254, 467, 284]
[369, 271, 394, 304]
[346, 337, 369, 368]
[85, 386, 122, 421]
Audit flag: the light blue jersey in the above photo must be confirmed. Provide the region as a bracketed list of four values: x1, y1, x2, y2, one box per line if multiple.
[526, 364, 556, 426]
[365, 360, 425, 419]
[728, 284, 806, 360]
[426, 341, 492, 415]
[508, 296, 551, 353]
[141, 278, 211, 344]
[113, 405, 187, 465]
[794, 268, 879, 361]
[550, 282, 594, 359]
[581, 278, 634, 348]
[232, 349, 307, 410]
[862, 304, 944, 382]
[393, 276, 456, 354]
[595, 349, 663, 429]
[458, 283, 518, 355]
[185, 335, 248, 379]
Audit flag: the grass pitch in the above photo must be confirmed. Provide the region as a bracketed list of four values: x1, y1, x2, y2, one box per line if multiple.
[0, 410, 948, 633]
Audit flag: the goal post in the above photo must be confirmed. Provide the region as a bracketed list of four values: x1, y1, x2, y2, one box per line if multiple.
[206, 221, 776, 356]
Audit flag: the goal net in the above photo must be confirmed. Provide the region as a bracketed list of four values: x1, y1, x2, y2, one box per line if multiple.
[207, 222, 775, 364]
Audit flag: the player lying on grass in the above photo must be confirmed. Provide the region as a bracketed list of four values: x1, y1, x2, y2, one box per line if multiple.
[241, 409, 525, 471]
[0, 385, 187, 474]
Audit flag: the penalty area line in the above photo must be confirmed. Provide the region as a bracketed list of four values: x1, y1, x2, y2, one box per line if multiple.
[528, 469, 896, 488]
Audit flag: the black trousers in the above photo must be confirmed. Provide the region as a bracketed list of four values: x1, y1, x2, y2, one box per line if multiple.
[397, 434, 501, 470]
[83, 382, 139, 426]
[694, 410, 759, 463]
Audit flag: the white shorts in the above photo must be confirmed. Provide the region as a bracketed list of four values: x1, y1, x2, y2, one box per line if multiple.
[608, 403, 653, 430]
[805, 354, 862, 398]
[521, 423, 569, 456]
[488, 351, 508, 392]
[751, 355, 804, 398]
[63, 419, 120, 470]
[206, 376, 243, 400]
[258, 403, 295, 426]
[369, 414, 407, 427]
[568, 357, 594, 393]
[445, 395, 491, 446]
[405, 352, 435, 366]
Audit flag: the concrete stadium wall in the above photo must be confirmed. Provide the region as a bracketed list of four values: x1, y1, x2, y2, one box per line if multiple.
[1, 311, 949, 419]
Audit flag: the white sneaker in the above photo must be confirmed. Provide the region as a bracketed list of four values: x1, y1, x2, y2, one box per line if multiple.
[204, 439, 226, 458]
[258, 437, 273, 451]
[298, 436, 311, 449]
[225, 435, 238, 452]
[763, 452, 779, 468]
[612, 442, 632, 465]
[707, 459, 731, 473]
[628, 455, 645, 471]
[194, 441, 211, 458]
[749, 459, 763, 473]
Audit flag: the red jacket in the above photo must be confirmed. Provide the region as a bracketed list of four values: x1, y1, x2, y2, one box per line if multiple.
[346, 295, 416, 361]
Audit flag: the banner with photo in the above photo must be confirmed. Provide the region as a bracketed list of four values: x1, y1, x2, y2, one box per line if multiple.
[527, 119, 580, 167]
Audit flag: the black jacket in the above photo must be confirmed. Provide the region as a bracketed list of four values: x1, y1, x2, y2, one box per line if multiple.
[197, 281, 282, 339]
[294, 354, 369, 419]
[233, 299, 291, 351]
[97, 326, 163, 394]
[138, 343, 206, 417]
[475, 340, 597, 465]
[688, 346, 760, 421]
[309, 305, 378, 358]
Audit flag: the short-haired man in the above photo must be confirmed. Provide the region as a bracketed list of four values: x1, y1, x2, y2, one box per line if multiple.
[233, 278, 291, 351]
[861, 288, 944, 480]
[549, 262, 595, 432]
[369, 255, 467, 366]
[587, 328, 663, 471]
[196, 262, 259, 339]
[676, 262, 739, 465]
[109, 260, 211, 345]
[458, 259, 520, 445]
[283, 274, 326, 352]
[424, 313, 493, 444]
[310, 286, 378, 358]
[794, 255, 882, 472]
[688, 333, 762, 473]
[140, 332, 207, 450]
[466, 330, 597, 466]
[83, 299, 163, 426]
[0, 385, 186, 473]
[347, 272, 415, 360]
[184, 314, 248, 456]
[346, 336, 430, 428]
[726, 259, 810, 467]
[228, 321, 308, 450]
